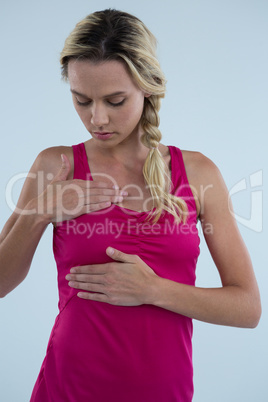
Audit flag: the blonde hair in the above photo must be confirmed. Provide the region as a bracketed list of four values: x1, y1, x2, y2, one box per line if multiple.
[60, 9, 188, 224]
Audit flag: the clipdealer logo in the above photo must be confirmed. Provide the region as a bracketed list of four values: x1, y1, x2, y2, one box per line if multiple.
[228, 170, 263, 232]
[4, 169, 264, 233]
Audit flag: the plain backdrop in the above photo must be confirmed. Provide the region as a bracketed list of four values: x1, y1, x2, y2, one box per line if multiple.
[0, 1, 267, 401]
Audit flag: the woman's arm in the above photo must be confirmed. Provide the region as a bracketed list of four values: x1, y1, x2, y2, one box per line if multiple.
[0, 147, 69, 297]
[149, 152, 261, 327]
[0, 205, 50, 297]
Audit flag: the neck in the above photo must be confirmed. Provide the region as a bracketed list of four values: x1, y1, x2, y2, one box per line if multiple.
[89, 132, 151, 167]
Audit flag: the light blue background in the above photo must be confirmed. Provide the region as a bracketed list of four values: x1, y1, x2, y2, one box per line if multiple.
[0, 1, 267, 401]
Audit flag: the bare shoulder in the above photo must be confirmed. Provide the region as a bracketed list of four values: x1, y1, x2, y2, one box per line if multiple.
[15, 145, 74, 212]
[181, 150, 227, 219]
[181, 150, 223, 187]
[34, 145, 74, 180]
[0, 145, 74, 240]
[181, 150, 218, 174]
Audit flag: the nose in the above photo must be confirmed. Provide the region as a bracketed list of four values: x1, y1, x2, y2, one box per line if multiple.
[90, 103, 109, 127]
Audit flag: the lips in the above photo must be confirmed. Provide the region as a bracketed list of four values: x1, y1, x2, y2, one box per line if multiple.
[94, 132, 114, 140]
[94, 132, 113, 135]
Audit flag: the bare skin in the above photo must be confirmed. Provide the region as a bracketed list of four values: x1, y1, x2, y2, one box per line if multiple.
[0, 59, 261, 328]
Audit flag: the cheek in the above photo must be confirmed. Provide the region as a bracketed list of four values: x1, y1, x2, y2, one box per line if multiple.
[134, 97, 145, 121]
[121, 100, 144, 126]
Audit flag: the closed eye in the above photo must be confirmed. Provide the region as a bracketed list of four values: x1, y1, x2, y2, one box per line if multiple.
[108, 99, 125, 107]
[75, 98, 125, 107]
[75, 99, 91, 106]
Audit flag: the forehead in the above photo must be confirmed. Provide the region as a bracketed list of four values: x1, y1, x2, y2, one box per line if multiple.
[68, 59, 137, 93]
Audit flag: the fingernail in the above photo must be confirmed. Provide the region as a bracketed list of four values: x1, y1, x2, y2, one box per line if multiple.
[112, 185, 119, 189]
[107, 247, 114, 255]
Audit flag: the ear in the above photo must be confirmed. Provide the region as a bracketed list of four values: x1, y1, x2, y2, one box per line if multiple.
[144, 92, 151, 98]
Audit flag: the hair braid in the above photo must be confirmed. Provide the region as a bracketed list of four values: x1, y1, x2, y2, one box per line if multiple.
[140, 97, 188, 224]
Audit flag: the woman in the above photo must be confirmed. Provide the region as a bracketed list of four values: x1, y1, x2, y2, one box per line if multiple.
[0, 9, 261, 402]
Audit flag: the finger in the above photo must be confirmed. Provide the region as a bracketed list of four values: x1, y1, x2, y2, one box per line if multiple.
[66, 274, 105, 284]
[81, 198, 130, 213]
[77, 201, 112, 215]
[75, 181, 122, 191]
[70, 265, 108, 274]
[79, 194, 124, 204]
[69, 281, 104, 293]
[60, 182, 128, 206]
[106, 247, 135, 263]
[81, 187, 127, 197]
[80, 183, 128, 202]
[73, 181, 111, 189]
[77, 292, 109, 302]
[50, 154, 71, 183]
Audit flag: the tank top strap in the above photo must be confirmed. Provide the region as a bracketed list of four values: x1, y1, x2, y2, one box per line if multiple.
[168, 145, 197, 214]
[72, 142, 92, 180]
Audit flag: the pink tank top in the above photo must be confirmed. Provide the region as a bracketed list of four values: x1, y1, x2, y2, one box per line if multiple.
[30, 143, 200, 402]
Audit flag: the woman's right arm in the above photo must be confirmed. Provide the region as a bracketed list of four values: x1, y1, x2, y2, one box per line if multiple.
[0, 148, 57, 297]
[0, 146, 126, 297]
[0, 200, 50, 298]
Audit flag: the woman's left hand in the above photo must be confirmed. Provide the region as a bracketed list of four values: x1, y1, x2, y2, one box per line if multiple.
[65, 247, 158, 306]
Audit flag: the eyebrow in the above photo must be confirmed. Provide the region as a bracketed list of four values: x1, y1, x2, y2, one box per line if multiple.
[70, 89, 127, 98]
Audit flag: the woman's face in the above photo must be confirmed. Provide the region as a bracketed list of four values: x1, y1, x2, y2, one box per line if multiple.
[68, 59, 148, 149]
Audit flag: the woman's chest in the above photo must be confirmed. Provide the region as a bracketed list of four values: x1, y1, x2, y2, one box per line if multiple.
[90, 168, 161, 212]
[115, 178, 154, 212]
[88, 160, 171, 213]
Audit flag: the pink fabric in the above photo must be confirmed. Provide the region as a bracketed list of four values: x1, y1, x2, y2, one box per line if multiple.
[30, 143, 200, 402]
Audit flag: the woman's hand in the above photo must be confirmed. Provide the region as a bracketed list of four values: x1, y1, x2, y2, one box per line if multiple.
[65, 247, 158, 306]
[36, 154, 127, 224]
